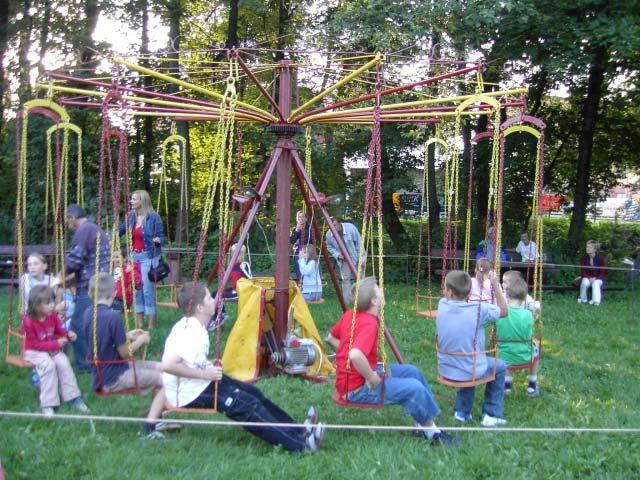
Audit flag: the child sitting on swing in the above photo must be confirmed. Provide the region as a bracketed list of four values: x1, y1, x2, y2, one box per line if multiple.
[436, 270, 508, 427]
[497, 277, 541, 397]
[22, 285, 89, 416]
[111, 251, 142, 315]
[469, 258, 494, 303]
[225, 243, 253, 300]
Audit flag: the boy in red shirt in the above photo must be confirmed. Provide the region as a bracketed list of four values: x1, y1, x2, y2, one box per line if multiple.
[112, 251, 142, 315]
[327, 277, 459, 446]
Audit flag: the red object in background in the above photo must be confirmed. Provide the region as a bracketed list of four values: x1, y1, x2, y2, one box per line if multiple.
[541, 194, 564, 212]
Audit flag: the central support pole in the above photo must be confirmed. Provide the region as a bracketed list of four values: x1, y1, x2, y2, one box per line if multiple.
[273, 60, 294, 344]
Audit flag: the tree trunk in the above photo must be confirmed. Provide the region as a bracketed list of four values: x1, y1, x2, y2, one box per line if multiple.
[475, 114, 490, 223]
[37, 0, 52, 79]
[381, 149, 409, 252]
[225, 0, 239, 49]
[17, 0, 34, 104]
[78, 0, 100, 75]
[567, 47, 608, 253]
[140, 0, 153, 191]
[0, 0, 10, 135]
[426, 133, 440, 233]
[166, 0, 191, 244]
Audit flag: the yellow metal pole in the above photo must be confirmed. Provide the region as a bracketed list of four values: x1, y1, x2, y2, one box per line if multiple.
[113, 57, 278, 122]
[288, 53, 384, 121]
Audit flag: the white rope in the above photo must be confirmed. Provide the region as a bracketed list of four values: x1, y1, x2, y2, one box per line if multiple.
[1, 411, 639, 434]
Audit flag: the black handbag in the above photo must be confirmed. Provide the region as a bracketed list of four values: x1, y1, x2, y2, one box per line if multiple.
[148, 257, 170, 282]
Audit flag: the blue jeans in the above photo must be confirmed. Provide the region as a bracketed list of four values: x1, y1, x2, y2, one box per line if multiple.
[70, 294, 91, 372]
[454, 357, 506, 418]
[132, 252, 158, 315]
[187, 375, 306, 452]
[348, 364, 441, 425]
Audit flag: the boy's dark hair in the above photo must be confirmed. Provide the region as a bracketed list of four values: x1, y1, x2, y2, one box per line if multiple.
[66, 204, 86, 219]
[445, 270, 472, 299]
[27, 284, 55, 318]
[506, 277, 528, 302]
[178, 282, 209, 316]
[352, 276, 378, 312]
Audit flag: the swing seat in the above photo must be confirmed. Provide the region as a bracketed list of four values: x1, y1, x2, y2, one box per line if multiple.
[163, 400, 218, 415]
[5, 327, 34, 368]
[416, 310, 437, 319]
[5, 354, 34, 369]
[499, 337, 542, 372]
[331, 391, 383, 409]
[307, 298, 325, 305]
[437, 373, 495, 389]
[90, 358, 141, 397]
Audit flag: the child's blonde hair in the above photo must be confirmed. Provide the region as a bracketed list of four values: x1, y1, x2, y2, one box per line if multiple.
[352, 277, 379, 312]
[230, 243, 246, 262]
[27, 285, 55, 318]
[445, 270, 472, 299]
[27, 252, 47, 265]
[505, 277, 528, 302]
[502, 269, 522, 286]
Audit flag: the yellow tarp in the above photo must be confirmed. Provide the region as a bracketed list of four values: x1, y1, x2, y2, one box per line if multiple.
[222, 277, 335, 381]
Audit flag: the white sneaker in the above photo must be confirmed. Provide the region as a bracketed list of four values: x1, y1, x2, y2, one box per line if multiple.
[155, 421, 182, 432]
[588, 300, 595, 305]
[578, 298, 588, 304]
[42, 407, 54, 417]
[480, 414, 507, 427]
[305, 423, 325, 452]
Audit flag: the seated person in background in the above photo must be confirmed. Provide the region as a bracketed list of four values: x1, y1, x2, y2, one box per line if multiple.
[475, 227, 507, 263]
[298, 244, 323, 302]
[436, 270, 508, 427]
[83, 272, 173, 439]
[515, 232, 538, 263]
[112, 251, 142, 315]
[577, 240, 605, 306]
[502, 270, 540, 314]
[224, 243, 252, 300]
[327, 277, 460, 446]
[623, 248, 639, 282]
[161, 282, 325, 452]
[497, 277, 541, 397]
[469, 258, 494, 303]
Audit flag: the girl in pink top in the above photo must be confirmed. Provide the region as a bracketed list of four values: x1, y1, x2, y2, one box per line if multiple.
[22, 285, 89, 416]
[469, 258, 496, 303]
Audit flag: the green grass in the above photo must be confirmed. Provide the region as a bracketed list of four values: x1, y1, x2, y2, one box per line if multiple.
[1, 283, 640, 479]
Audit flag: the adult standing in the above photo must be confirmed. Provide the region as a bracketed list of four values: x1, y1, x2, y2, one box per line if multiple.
[120, 190, 165, 329]
[325, 217, 363, 305]
[289, 210, 314, 281]
[515, 232, 538, 263]
[65, 204, 111, 372]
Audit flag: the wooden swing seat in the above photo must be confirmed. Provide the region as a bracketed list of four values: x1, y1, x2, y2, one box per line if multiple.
[497, 336, 542, 372]
[89, 358, 142, 397]
[437, 373, 495, 389]
[416, 310, 437, 319]
[331, 391, 383, 409]
[163, 400, 218, 415]
[307, 298, 325, 305]
[5, 354, 34, 369]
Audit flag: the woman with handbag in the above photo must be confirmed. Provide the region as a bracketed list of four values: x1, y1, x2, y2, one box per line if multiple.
[120, 190, 165, 329]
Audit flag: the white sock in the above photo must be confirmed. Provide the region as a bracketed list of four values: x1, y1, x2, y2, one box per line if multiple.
[505, 375, 513, 383]
[529, 375, 537, 383]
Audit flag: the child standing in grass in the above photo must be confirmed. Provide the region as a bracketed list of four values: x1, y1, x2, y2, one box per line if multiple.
[298, 244, 322, 302]
[497, 277, 541, 397]
[22, 285, 89, 416]
[436, 270, 508, 427]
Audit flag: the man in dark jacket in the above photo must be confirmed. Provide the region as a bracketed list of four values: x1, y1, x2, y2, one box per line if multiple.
[65, 204, 111, 372]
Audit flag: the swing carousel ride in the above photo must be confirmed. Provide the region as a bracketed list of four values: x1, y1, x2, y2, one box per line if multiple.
[8, 46, 545, 379]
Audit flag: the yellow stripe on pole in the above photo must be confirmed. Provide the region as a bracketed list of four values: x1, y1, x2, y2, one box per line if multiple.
[288, 53, 384, 121]
[113, 56, 278, 122]
[298, 87, 527, 125]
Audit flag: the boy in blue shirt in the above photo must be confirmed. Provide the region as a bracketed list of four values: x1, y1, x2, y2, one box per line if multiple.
[436, 269, 508, 427]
